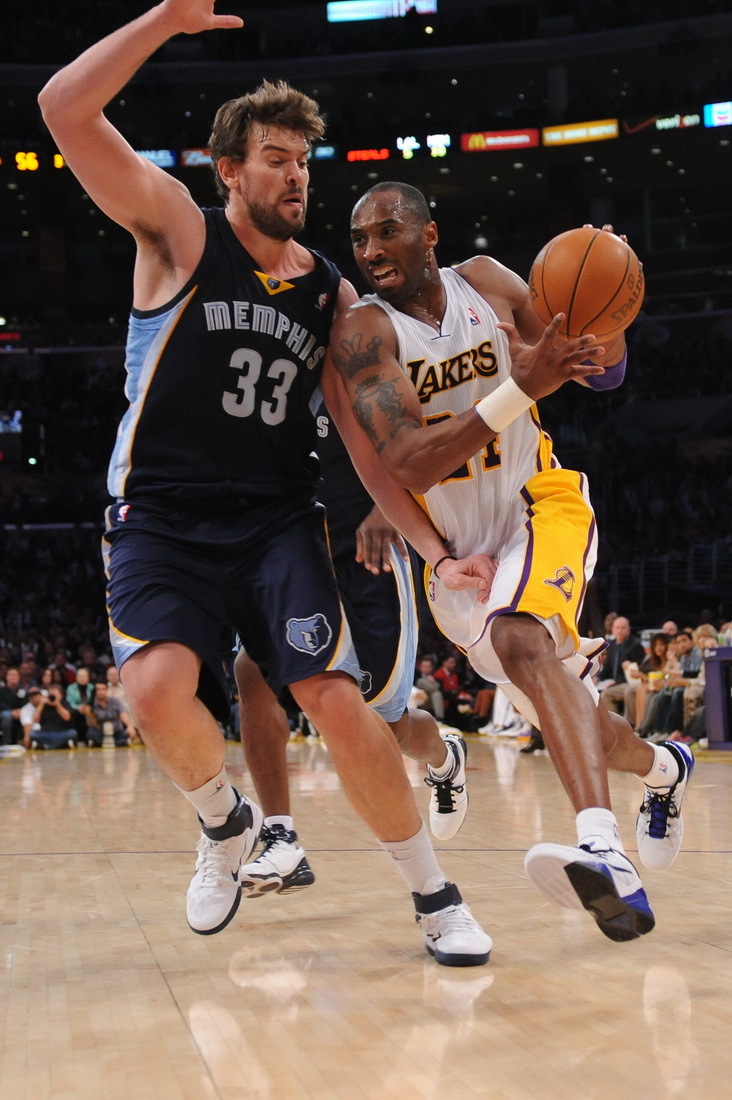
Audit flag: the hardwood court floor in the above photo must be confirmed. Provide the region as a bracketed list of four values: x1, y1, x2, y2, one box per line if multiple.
[2, 733, 732, 1100]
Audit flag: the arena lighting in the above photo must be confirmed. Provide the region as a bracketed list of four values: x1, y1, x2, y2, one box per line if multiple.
[347, 147, 390, 161]
[327, 1, 437, 23]
[180, 148, 212, 166]
[312, 145, 337, 160]
[704, 101, 732, 127]
[135, 149, 177, 167]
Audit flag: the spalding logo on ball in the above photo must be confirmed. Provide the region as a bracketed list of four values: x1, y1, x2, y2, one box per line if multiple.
[528, 227, 645, 340]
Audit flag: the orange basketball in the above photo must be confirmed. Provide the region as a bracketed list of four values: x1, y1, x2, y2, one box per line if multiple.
[528, 226, 645, 340]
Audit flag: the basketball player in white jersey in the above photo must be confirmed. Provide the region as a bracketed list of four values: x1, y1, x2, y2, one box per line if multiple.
[324, 181, 694, 943]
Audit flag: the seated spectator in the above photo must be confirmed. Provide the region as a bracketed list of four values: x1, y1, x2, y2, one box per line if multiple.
[661, 624, 720, 740]
[433, 654, 468, 728]
[88, 681, 138, 746]
[595, 615, 646, 695]
[1, 667, 30, 746]
[49, 647, 77, 685]
[414, 655, 445, 721]
[106, 664, 142, 742]
[623, 633, 671, 731]
[637, 630, 704, 739]
[106, 663, 129, 707]
[77, 644, 109, 682]
[30, 684, 77, 749]
[66, 667, 96, 745]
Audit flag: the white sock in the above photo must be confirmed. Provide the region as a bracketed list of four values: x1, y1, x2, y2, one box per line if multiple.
[641, 744, 680, 790]
[265, 815, 294, 832]
[178, 764, 237, 828]
[380, 822, 447, 897]
[576, 807, 625, 854]
[428, 743, 453, 779]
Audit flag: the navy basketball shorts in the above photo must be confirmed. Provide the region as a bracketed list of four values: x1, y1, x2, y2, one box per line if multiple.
[335, 543, 419, 724]
[103, 500, 361, 722]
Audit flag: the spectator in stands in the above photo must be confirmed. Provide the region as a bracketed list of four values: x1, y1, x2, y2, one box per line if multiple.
[415, 656, 445, 721]
[30, 684, 77, 749]
[77, 643, 109, 681]
[66, 666, 97, 745]
[17, 658, 38, 693]
[659, 625, 717, 741]
[1, 667, 29, 745]
[595, 616, 646, 696]
[624, 633, 672, 732]
[50, 646, 77, 685]
[88, 681, 137, 746]
[637, 630, 703, 740]
[433, 654, 465, 728]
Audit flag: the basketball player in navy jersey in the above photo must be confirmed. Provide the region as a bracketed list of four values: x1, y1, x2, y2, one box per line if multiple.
[38, 1, 493, 965]
[325, 181, 694, 944]
[236, 403, 470, 899]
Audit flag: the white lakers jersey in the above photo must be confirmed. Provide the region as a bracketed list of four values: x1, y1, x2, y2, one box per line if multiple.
[364, 267, 557, 559]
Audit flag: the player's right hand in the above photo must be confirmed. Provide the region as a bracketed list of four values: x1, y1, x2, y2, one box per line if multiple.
[437, 554, 497, 605]
[163, 0, 244, 36]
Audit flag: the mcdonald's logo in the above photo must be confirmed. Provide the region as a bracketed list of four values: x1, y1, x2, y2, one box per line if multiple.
[461, 129, 539, 152]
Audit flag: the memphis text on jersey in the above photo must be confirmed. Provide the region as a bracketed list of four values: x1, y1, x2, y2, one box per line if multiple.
[203, 298, 326, 372]
[407, 340, 498, 404]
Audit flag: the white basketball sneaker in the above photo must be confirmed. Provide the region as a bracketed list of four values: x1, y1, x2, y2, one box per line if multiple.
[524, 839, 655, 942]
[425, 733, 469, 840]
[240, 824, 315, 898]
[636, 740, 694, 871]
[414, 882, 492, 966]
[186, 792, 263, 935]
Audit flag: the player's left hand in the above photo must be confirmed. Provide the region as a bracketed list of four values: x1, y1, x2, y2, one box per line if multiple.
[438, 554, 497, 604]
[583, 222, 629, 244]
[355, 506, 407, 573]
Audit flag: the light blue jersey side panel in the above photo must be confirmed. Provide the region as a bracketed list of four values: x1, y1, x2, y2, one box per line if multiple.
[108, 288, 197, 498]
[368, 546, 419, 723]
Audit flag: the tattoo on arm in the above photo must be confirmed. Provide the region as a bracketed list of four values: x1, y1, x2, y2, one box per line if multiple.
[354, 375, 420, 452]
[334, 333, 383, 380]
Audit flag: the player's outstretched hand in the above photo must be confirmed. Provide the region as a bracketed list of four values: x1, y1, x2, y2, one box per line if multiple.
[438, 554, 497, 605]
[164, 0, 244, 36]
[355, 506, 407, 573]
[497, 316, 606, 401]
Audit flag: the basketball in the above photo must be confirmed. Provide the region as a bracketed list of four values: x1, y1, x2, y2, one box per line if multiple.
[528, 226, 645, 340]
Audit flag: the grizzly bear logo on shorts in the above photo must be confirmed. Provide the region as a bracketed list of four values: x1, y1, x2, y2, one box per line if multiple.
[286, 614, 333, 656]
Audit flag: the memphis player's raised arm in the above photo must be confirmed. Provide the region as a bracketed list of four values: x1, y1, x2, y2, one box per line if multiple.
[320, 355, 495, 602]
[37, 2, 243, 311]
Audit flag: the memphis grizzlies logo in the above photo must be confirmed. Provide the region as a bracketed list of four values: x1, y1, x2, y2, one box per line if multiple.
[544, 566, 575, 601]
[286, 614, 333, 655]
[359, 669, 372, 696]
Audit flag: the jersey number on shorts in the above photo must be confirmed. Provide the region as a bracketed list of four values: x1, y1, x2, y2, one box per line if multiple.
[426, 411, 502, 483]
[222, 347, 298, 426]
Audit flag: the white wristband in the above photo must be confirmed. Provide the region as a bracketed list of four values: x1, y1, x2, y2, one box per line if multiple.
[474, 377, 534, 433]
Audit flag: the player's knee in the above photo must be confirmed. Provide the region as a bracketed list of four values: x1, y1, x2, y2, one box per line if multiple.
[122, 646, 198, 729]
[492, 613, 554, 675]
[291, 670, 357, 724]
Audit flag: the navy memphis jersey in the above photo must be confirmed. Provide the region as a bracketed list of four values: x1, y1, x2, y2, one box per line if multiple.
[314, 403, 374, 558]
[109, 207, 341, 511]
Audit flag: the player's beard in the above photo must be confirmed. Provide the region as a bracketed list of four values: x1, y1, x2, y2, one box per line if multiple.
[248, 196, 306, 241]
